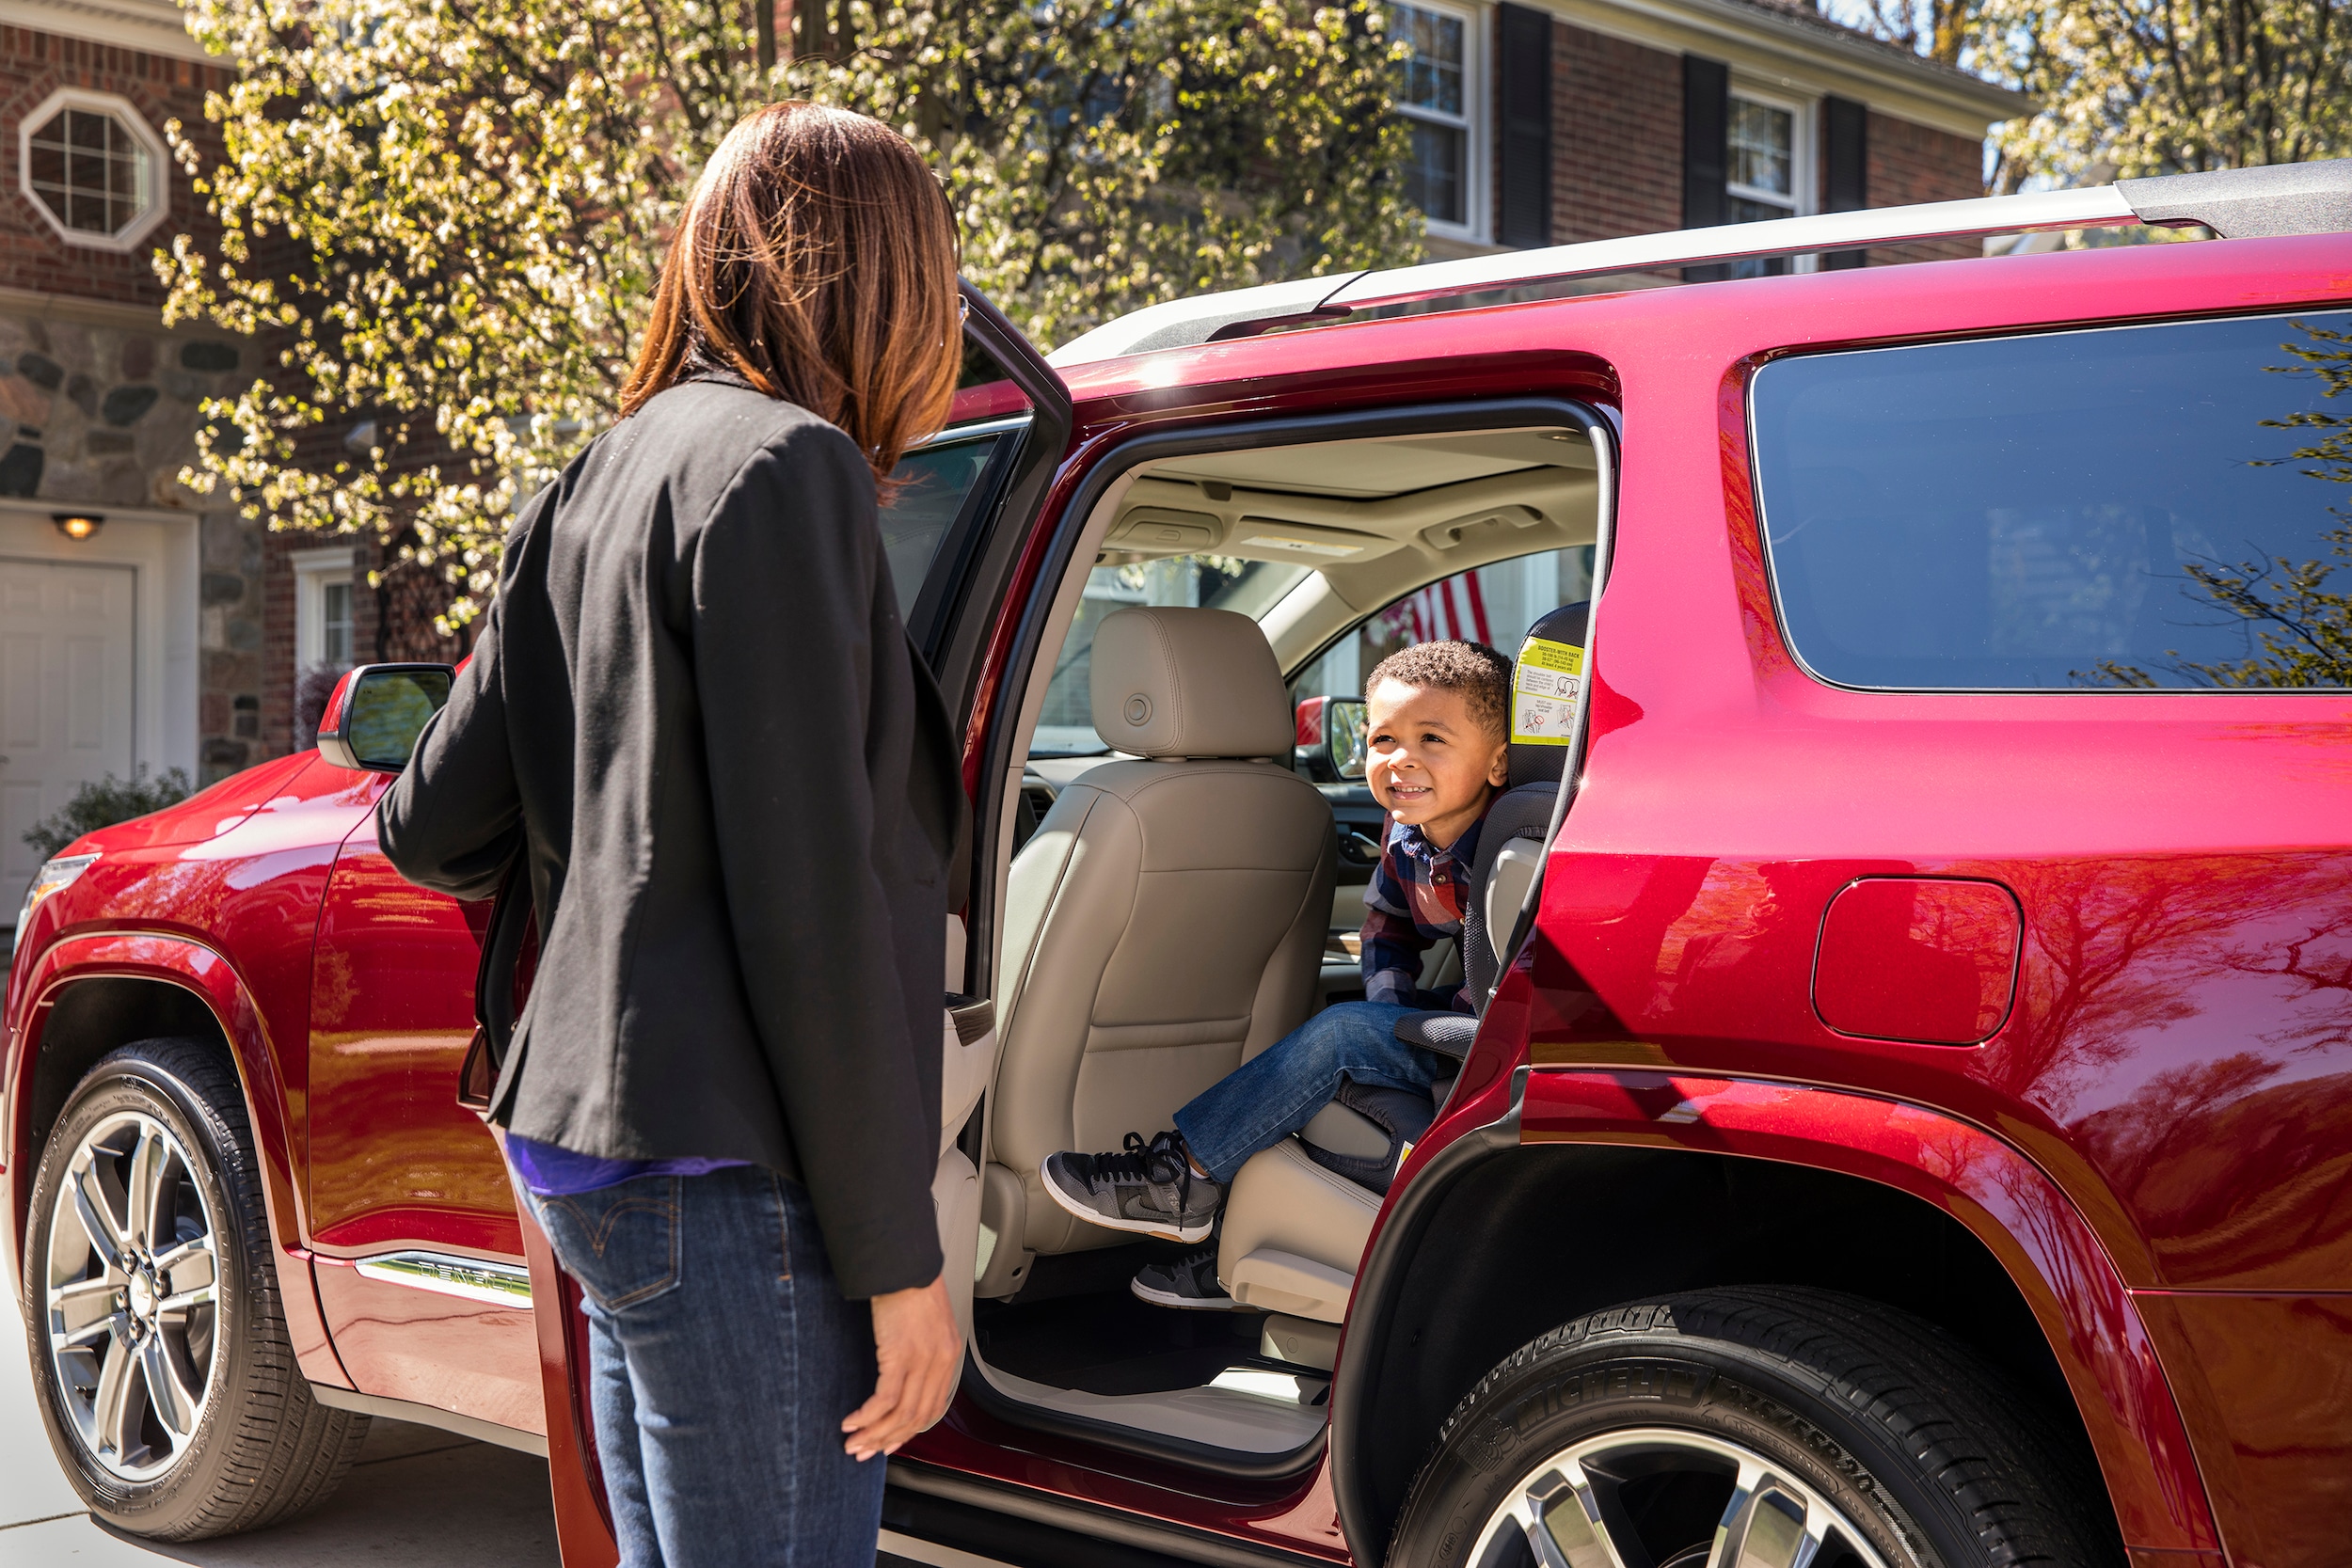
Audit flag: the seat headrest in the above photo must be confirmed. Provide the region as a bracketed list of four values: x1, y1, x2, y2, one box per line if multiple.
[1507, 600, 1591, 788]
[1089, 607, 1293, 760]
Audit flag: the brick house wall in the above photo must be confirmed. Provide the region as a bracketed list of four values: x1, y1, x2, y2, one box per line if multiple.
[1492, 4, 2001, 266]
[1866, 108, 1987, 263]
[1548, 22, 1686, 245]
[259, 532, 461, 760]
[0, 28, 220, 305]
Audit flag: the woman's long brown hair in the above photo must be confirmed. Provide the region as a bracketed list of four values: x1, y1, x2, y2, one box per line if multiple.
[620, 103, 962, 483]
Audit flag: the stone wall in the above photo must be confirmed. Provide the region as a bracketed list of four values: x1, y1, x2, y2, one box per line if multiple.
[0, 303, 266, 784]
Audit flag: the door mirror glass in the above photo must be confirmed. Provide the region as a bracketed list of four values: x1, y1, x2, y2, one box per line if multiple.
[317, 664, 453, 773]
[1294, 695, 1368, 781]
[1327, 699, 1368, 780]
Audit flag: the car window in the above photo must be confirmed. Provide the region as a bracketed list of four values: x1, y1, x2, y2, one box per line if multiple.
[1290, 547, 1597, 703]
[1752, 309, 2352, 690]
[876, 332, 1041, 622]
[881, 426, 1017, 618]
[1029, 546, 1597, 758]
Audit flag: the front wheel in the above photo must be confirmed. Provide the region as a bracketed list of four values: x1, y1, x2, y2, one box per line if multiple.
[1389, 1287, 2122, 1568]
[23, 1037, 369, 1539]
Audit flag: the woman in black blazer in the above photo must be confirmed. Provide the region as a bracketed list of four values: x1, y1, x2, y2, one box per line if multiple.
[380, 103, 965, 1565]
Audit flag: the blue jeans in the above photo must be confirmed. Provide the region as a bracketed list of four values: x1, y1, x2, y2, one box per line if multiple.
[1172, 1002, 1452, 1184]
[522, 1165, 884, 1568]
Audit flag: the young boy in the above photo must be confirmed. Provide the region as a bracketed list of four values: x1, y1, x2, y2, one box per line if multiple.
[1037, 640, 1514, 1307]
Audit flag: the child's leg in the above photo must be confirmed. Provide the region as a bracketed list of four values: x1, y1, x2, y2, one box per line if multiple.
[1173, 1002, 1453, 1184]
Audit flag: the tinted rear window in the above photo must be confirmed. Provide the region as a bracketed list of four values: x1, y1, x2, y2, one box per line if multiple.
[1752, 309, 2352, 689]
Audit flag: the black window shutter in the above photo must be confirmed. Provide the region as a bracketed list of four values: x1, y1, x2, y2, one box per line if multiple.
[1497, 4, 1553, 247]
[1681, 55, 1728, 280]
[1822, 94, 1868, 269]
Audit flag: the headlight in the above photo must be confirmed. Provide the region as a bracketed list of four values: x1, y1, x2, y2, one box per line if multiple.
[13, 854, 97, 955]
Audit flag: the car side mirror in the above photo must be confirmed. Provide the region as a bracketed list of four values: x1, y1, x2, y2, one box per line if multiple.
[317, 664, 455, 773]
[1294, 696, 1369, 782]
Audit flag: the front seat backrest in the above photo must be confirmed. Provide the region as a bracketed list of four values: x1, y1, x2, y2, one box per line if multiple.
[993, 607, 1338, 1256]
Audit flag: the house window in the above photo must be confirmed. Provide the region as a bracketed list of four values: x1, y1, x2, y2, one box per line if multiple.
[294, 546, 359, 673]
[1725, 88, 1813, 277]
[1391, 0, 1485, 240]
[17, 89, 168, 252]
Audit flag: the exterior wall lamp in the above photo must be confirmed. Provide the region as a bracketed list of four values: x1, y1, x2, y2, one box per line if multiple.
[52, 512, 103, 541]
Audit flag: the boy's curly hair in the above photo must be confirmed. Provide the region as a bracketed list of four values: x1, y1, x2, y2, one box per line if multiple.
[1365, 640, 1512, 741]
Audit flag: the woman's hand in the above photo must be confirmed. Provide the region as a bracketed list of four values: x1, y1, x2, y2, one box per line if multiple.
[843, 1275, 961, 1460]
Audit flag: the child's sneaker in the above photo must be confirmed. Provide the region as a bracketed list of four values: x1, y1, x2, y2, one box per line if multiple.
[1130, 1244, 1240, 1310]
[1039, 1131, 1222, 1243]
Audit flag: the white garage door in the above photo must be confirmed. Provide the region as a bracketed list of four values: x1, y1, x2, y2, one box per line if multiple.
[1, 559, 135, 922]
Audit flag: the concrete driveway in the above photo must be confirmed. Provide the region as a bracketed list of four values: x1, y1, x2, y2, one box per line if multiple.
[0, 1264, 563, 1566]
[0, 1272, 978, 1567]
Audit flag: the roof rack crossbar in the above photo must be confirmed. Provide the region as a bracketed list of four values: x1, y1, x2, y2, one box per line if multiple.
[1046, 158, 2352, 368]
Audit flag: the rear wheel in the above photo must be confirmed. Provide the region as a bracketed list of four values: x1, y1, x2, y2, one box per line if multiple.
[24, 1038, 369, 1539]
[1388, 1287, 2121, 1568]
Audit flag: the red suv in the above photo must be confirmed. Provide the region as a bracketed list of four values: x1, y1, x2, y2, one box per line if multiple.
[8, 162, 2350, 1568]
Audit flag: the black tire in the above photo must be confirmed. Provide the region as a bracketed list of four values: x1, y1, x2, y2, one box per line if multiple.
[1388, 1287, 2122, 1568]
[22, 1037, 369, 1539]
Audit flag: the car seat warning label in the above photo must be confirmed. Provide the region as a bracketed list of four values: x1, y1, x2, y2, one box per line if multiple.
[1512, 637, 1582, 745]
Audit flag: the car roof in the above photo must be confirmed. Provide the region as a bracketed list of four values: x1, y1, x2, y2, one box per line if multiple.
[1047, 158, 2352, 397]
[1054, 226, 2352, 415]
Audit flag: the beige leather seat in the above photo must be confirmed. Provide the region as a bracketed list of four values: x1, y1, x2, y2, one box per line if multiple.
[984, 607, 1336, 1273]
[1218, 1132, 1380, 1323]
[1213, 832, 1530, 1328]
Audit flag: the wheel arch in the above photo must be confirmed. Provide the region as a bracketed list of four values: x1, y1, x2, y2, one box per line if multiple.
[1329, 1071, 2221, 1564]
[6, 935, 342, 1390]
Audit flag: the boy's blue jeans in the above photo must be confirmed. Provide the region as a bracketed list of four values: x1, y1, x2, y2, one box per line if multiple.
[1172, 1001, 1454, 1185]
[521, 1164, 884, 1568]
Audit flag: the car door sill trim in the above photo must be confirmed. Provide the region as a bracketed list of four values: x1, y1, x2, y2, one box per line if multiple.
[353, 1249, 534, 1307]
[310, 1384, 550, 1457]
[957, 1350, 1327, 1481]
[887, 1459, 1331, 1567]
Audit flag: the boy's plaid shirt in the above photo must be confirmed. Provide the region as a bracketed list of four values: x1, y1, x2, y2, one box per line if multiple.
[1359, 812, 1486, 1011]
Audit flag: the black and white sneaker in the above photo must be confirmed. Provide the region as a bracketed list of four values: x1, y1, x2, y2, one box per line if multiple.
[1131, 1244, 1241, 1310]
[1039, 1131, 1223, 1243]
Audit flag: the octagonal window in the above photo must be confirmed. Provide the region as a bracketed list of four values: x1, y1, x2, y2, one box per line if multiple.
[18, 90, 167, 251]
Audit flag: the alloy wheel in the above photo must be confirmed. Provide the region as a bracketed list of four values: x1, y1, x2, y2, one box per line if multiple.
[1467, 1427, 1897, 1568]
[42, 1109, 221, 1481]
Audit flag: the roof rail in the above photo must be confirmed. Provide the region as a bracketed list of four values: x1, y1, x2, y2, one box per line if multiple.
[1048, 158, 2352, 368]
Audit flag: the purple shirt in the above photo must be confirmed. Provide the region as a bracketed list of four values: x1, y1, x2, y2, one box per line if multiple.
[502, 1133, 748, 1196]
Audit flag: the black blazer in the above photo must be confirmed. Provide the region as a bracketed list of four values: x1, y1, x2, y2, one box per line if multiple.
[380, 375, 960, 1299]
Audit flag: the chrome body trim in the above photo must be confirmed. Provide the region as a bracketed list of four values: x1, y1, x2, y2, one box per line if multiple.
[353, 1250, 533, 1307]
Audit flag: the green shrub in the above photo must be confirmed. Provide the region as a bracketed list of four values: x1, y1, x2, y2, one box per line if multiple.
[22, 768, 194, 861]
